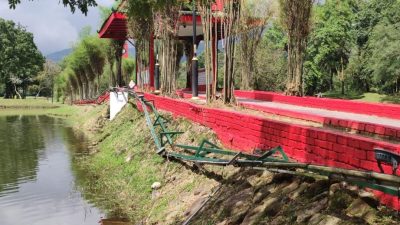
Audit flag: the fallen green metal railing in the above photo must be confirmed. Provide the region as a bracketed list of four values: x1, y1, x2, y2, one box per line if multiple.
[112, 87, 400, 200]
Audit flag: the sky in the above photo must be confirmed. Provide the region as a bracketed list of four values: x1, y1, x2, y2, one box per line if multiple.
[0, 0, 115, 55]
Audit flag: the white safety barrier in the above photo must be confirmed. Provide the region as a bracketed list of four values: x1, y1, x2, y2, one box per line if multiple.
[110, 91, 128, 120]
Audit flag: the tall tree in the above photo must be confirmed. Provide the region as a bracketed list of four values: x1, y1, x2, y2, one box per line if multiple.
[0, 18, 44, 98]
[347, 0, 395, 92]
[279, 0, 313, 96]
[35, 60, 61, 98]
[367, 1, 400, 94]
[238, 0, 274, 90]
[304, 0, 353, 95]
[222, 0, 241, 103]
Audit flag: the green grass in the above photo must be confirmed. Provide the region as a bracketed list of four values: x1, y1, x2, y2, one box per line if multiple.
[0, 97, 60, 108]
[323, 91, 400, 104]
[0, 98, 90, 120]
[72, 103, 222, 223]
[322, 90, 365, 100]
[381, 94, 400, 104]
[359, 92, 387, 103]
[75, 105, 172, 221]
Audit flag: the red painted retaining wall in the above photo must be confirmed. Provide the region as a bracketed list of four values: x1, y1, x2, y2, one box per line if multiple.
[235, 90, 400, 120]
[239, 101, 400, 141]
[143, 93, 400, 210]
[177, 89, 400, 140]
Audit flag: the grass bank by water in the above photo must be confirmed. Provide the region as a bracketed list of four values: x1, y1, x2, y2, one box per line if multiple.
[74, 103, 222, 224]
[0, 98, 59, 108]
[0, 98, 92, 118]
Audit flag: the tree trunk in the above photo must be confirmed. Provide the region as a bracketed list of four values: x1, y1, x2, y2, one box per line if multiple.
[183, 39, 193, 89]
[222, 0, 240, 104]
[97, 74, 100, 96]
[341, 80, 345, 95]
[116, 53, 123, 87]
[4, 80, 14, 99]
[14, 84, 22, 99]
[281, 0, 312, 96]
[285, 40, 303, 96]
[109, 63, 115, 87]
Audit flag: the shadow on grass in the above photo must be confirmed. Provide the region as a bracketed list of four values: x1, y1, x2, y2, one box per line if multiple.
[322, 91, 365, 100]
[381, 95, 400, 104]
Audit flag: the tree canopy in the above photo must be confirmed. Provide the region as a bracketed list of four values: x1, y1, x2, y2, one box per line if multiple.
[7, 0, 97, 15]
[0, 18, 45, 98]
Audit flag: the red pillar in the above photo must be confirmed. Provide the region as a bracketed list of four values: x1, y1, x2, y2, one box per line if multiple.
[149, 33, 155, 89]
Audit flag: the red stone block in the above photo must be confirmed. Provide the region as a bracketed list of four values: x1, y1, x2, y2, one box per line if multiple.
[330, 118, 339, 126]
[300, 129, 308, 136]
[359, 141, 374, 151]
[375, 126, 386, 135]
[317, 132, 327, 141]
[348, 139, 360, 148]
[248, 123, 262, 131]
[365, 124, 375, 133]
[327, 150, 339, 160]
[337, 136, 347, 145]
[305, 145, 315, 153]
[306, 137, 315, 145]
[339, 120, 348, 127]
[315, 140, 329, 150]
[326, 133, 337, 143]
[354, 149, 367, 160]
[350, 121, 360, 130]
[385, 128, 397, 137]
[358, 123, 365, 131]
[366, 150, 377, 161]
[337, 153, 351, 164]
[359, 160, 380, 172]
[307, 130, 318, 138]
[349, 158, 361, 168]
[332, 143, 344, 153]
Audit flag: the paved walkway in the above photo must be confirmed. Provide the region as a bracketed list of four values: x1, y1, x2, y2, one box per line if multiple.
[182, 91, 400, 129]
[237, 97, 400, 128]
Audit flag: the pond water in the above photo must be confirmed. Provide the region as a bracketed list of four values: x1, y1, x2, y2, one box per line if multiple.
[0, 114, 104, 225]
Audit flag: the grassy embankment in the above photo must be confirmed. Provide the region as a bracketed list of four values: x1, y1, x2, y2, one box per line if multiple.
[74, 100, 399, 225]
[74, 102, 222, 224]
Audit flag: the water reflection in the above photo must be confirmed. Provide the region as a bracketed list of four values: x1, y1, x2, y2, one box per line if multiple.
[0, 115, 46, 195]
[0, 115, 104, 225]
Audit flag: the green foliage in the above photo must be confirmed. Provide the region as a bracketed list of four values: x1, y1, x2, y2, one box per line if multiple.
[367, 2, 400, 94]
[304, 0, 354, 94]
[34, 60, 61, 97]
[122, 57, 136, 83]
[56, 30, 109, 102]
[0, 18, 45, 98]
[253, 22, 287, 91]
[346, 0, 397, 93]
[7, 0, 97, 15]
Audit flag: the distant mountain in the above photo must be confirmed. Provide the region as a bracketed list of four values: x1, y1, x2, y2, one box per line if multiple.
[46, 48, 72, 63]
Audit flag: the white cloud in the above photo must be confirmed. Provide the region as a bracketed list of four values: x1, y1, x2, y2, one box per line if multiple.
[0, 0, 115, 54]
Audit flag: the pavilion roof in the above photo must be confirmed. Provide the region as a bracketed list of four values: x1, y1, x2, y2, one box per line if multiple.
[98, 12, 128, 40]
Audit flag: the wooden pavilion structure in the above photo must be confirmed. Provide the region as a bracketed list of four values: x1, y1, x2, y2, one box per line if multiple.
[98, 0, 225, 92]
